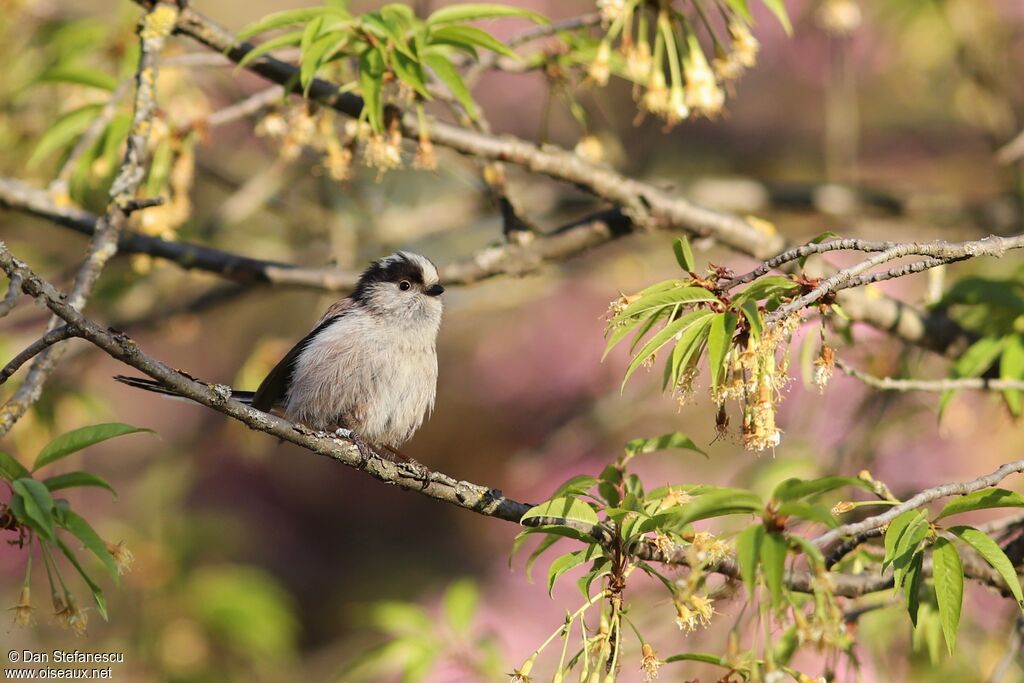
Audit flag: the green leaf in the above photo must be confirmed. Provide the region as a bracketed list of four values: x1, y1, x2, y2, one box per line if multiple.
[798, 231, 839, 268]
[623, 310, 714, 388]
[522, 532, 561, 580]
[34, 423, 153, 472]
[884, 510, 925, 568]
[358, 47, 385, 133]
[952, 336, 1006, 379]
[391, 51, 430, 98]
[426, 3, 547, 26]
[773, 626, 799, 665]
[671, 489, 763, 528]
[740, 300, 763, 340]
[733, 276, 799, 305]
[521, 496, 599, 528]
[38, 64, 117, 91]
[724, 0, 752, 23]
[707, 312, 738, 388]
[932, 537, 963, 656]
[736, 523, 764, 597]
[772, 475, 876, 502]
[59, 509, 119, 582]
[423, 51, 477, 119]
[441, 578, 478, 633]
[239, 30, 305, 67]
[428, 25, 517, 59]
[55, 538, 108, 621]
[905, 550, 924, 626]
[949, 525, 1024, 607]
[624, 432, 707, 459]
[237, 7, 348, 41]
[761, 532, 787, 608]
[776, 501, 837, 528]
[43, 471, 116, 496]
[1001, 334, 1024, 416]
[11, 478, 56, 540]
[673, 236, 695, 272]
[0, 451, 30, 481]
[28, 103, 104, 168]
[761, 0, 792, 34]
[611, 287, 718, 326]
[666, 314, 715, 388]
[550, 475, 598, 498]
[892, 515, 929, 589]
[937, 488, 1024, 519]
[548, 546, 601, 595]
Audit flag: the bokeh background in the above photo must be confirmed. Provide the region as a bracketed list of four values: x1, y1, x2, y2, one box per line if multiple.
[2, 0, 1024, 681]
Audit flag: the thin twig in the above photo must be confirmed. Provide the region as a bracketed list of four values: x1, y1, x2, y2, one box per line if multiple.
[0, 326, 74, 385]
[0, 273, 23, 318]
[814, 457, 1024, 549]
[0, 4, 177, 438]
[836, 357, 1024, 392]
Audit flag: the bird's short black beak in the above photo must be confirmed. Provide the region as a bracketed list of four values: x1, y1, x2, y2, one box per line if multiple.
[425, 284, 445, 297]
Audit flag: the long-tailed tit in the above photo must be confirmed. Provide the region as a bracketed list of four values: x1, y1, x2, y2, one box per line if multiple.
[116, 252, 444, 457]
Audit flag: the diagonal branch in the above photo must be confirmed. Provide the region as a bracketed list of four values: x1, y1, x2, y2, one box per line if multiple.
[2, 242, 1021, 600]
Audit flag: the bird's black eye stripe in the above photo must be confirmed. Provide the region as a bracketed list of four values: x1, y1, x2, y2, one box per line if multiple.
[399, 280, 411, 291]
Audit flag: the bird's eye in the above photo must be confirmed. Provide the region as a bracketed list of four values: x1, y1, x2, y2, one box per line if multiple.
[399, 280, 411, 291]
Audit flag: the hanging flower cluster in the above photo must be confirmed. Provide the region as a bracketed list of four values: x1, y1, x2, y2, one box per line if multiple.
[588, 0, 777, 126]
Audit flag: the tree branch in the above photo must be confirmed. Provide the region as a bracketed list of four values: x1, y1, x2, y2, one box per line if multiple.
[836, 357, 1024, 392]
[0, 4, 177, 438]
[3, 242, 1021, 601]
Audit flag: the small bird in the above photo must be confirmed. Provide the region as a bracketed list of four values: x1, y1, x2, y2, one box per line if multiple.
[116, 252, 444, 459]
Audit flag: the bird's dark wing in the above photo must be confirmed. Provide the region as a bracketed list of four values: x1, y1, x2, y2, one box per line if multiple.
[251, 299, 353, 412]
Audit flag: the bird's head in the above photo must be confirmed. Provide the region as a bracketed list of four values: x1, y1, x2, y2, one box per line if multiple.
[352, 251, 444, 324]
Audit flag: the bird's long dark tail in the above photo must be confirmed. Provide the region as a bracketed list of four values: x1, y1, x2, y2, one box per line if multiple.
[113, 375, 256, 404]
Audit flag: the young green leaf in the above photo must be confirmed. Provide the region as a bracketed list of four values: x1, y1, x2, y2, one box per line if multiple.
[426, 3, 547, 26]
[673, 236, 695, 272]
[932, 537, 963, 656]
[55, 538, 109, 621]
[60, 509, 119, 583]
[952, 336, 1006, 379]
[884, 510, 925, 569]
[1001, 334, 1024, 416]
[11, 478, 56, 540]
[0, 451, 30, 482]
[238, 30, 305, 68]
[760, 531, 788, 608]
[358, 47, 385, 132]
[740, 300, 763, 340]
[624, 432, 707, 459]
[905, 550, 924, 626]
[521, 496, 599, 527]
[523, 532, 562, 580]
[34, 423, 153, 472]
[428, 25, 518, 59]
[422, 52, 477, 119]
[706, 312, 738, 389]
[43, 471, 116, 496]
[610, 287, 718, 326]
[948, 525, 1024, 607]
[724, 0, 752, 22]
[622, 310, 714, 389]
[548, 546, 601, 596]
[776, 501, 837, 528]
[771, 475, 876, 502]
[892, 516, 929, 589]
[761, 0, 793, 34]
[237, 7, 348, 41]
[670, 489, 763, 528]
[733, 276, 799, 305]
[28, 103, 104, 168]
[936, 488, 1024, 519]
[38, 64, 117, 91]
[735, 523, 764, 597]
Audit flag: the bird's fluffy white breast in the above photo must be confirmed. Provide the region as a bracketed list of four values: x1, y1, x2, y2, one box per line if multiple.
[284, 304, 440, 446]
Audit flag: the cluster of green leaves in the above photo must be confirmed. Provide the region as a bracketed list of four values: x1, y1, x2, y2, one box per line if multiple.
[605, 236, 800, 391]
[934, 270, 1024, 416]
[344, 578, 503, 682]
[237, 1, 546, 133]
[24, 17, 138, 209]
[880, 488, 1024, 660]
[0, 422, 153, 621]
